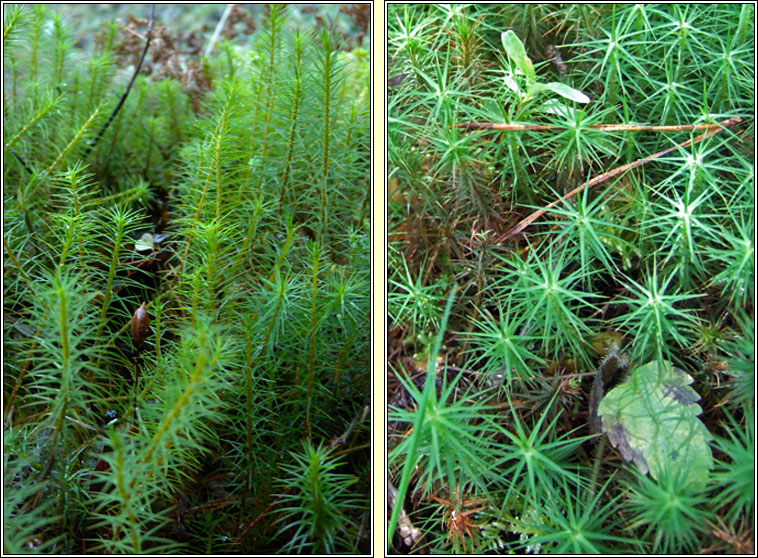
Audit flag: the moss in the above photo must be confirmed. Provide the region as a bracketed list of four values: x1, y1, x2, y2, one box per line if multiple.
[3, 5, 370, 553]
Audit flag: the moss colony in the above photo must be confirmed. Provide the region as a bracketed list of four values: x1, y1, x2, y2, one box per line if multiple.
[4, 4, 370, 554]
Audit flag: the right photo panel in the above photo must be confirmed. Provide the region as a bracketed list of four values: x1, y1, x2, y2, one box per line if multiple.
[387, 3, 755, 554]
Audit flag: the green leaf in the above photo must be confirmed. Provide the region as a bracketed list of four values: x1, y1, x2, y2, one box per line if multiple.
[597, 360, 713, 489]
[135, 232, 154, 252]
[542, 82, 590, 104]
[540, 98, 571, 118]
[501, 30, 535, 82]
[503, 71, 521, 94]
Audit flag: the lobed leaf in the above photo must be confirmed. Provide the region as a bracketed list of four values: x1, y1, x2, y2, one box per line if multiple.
[598, 360, 713, 488]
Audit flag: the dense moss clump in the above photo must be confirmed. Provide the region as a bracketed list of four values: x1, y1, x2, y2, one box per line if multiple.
[3, 4, 370, 554]
[388, 4, 753, 554]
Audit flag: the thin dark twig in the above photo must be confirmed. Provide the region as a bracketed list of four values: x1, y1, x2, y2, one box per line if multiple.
[82, 4, 156, 159]
[497, 116, 743, 242]
[10, 150, 33, 175]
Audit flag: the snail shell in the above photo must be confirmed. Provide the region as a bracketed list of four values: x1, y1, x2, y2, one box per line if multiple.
[131, 302, 150, 350]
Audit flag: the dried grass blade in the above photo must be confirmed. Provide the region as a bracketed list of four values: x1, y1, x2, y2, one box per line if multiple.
[498, 117, 743, 242]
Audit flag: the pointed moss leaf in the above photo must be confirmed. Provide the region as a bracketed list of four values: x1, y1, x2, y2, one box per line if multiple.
[543, 82, 590, 104]
[501, 30, 535, 82]
[597, 360, 713, 488]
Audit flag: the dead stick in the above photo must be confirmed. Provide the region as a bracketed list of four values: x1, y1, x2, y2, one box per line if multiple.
[498, 116, 742, 242]
[82, 5, 155, 159]
[457, 118, 740, 133]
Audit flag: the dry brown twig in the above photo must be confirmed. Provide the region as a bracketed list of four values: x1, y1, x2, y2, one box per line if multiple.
[456, 119, 741, 133]
[458, 116, 743, 242]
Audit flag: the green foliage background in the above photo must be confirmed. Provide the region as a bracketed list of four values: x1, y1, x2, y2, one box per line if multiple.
[3, 4, 370, 554]
[388, 4, 753, 554]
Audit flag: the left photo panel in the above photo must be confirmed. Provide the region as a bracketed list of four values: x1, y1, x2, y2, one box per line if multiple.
[2, 4, 372, 555]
